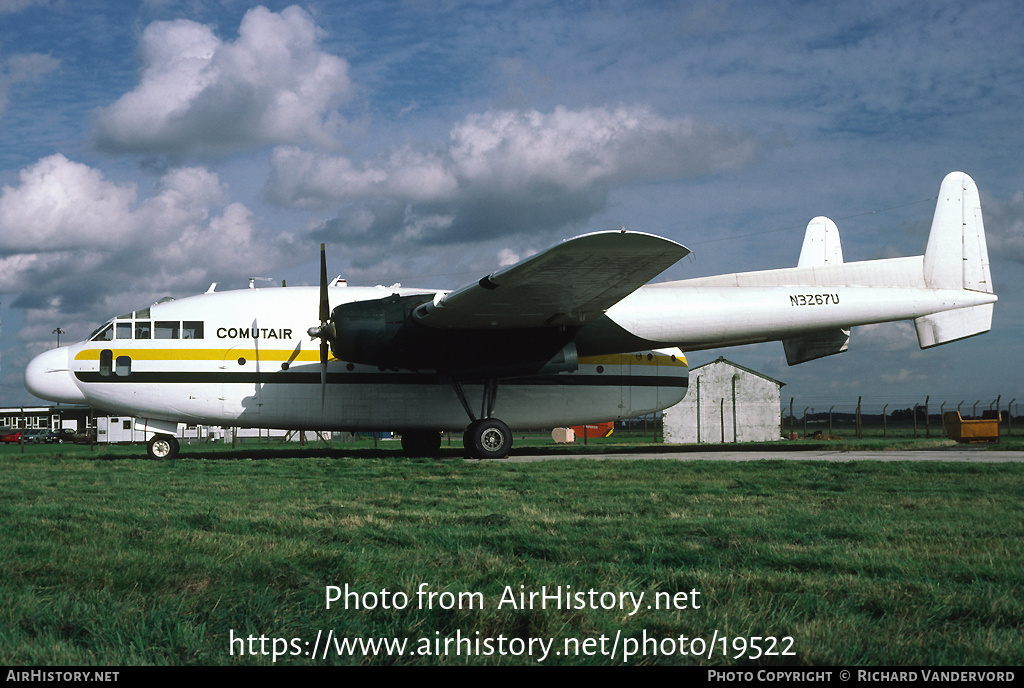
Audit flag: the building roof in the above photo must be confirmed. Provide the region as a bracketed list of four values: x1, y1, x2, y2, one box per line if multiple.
[688, 356, 786, 388]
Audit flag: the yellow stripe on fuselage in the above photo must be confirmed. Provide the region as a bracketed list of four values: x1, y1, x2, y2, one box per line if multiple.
[579, 352, 687, 367]
[75, 348, 322, 362]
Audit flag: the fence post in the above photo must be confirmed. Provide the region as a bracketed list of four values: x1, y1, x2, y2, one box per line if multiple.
[789, 397, 793, 440]
[925, 396, 930, 438]
[995, 395, 1001, 442]
[856, 396, 862, 439]
[882, 404, 888, 438]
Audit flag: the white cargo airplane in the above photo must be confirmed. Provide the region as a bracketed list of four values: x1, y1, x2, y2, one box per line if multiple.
[25, 172, 995, 459]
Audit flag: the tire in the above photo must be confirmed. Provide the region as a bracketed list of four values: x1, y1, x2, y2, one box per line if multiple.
[400, 430, 442, 456]
[464, 418, 512, 459]
[147, 434, 179, 460]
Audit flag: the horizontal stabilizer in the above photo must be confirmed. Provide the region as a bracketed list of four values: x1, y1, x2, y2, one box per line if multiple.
[914, 303, 993, 348]
[783, 328, 850, 365]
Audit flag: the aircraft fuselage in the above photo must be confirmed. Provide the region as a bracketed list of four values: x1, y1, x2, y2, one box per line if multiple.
[25, 284, 689, 433]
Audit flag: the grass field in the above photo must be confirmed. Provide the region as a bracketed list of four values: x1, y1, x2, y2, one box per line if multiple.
[1, 440, 1022, 666]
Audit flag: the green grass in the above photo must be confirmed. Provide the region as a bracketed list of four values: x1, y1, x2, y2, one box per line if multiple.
[5, 421, 1022, 459]
[1, 448, 1022, 665]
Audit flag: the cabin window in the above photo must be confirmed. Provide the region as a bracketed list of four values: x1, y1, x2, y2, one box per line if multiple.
[182, 321, 204, 340]
[116, 322, 133, 339]
[115, 356, 131, 377]
[91, 324, 114, 342]
[135, 321, 152, 339]
[99, 349, 113, 376]
[155, 321, 180, 339]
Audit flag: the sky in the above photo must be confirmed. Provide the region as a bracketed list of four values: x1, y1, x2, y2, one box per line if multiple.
[0, 0, 1021, 417]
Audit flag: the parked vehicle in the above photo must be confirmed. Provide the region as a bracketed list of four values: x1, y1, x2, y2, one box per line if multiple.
[0, 428, 87, 444]
[22, 429, 49, 443]
[51, 428, 81, 444]
[0, 428, 23, 443]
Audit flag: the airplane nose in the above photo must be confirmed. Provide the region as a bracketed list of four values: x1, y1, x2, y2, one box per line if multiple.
[25, 347, 87, 404]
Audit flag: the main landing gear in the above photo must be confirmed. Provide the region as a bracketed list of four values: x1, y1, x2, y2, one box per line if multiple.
[401, 418, 512, 459]
[398, 379, 512, 460]
[454, 378, 512, 460]
[462, 417, 512, 459]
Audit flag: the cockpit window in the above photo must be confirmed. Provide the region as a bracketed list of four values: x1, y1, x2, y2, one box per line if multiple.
[90, 323, 114, 341]
[90, 315, 203, 341]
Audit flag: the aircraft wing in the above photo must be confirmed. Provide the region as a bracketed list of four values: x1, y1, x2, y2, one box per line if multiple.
[413, 230, 689, 329]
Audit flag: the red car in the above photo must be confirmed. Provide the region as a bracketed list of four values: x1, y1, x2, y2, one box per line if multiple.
[1, 429, 23, 443]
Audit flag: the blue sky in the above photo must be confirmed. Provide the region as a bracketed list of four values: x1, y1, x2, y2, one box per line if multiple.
[1, 0, 1021, 415]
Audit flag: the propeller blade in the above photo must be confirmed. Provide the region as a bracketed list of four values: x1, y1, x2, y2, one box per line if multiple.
[320, 340, 328, 411]
[318, 243, 329, 412]
[319, 242, 329, 325]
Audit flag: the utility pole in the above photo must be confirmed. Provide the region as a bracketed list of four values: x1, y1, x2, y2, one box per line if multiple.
[53, 327, 65, 347]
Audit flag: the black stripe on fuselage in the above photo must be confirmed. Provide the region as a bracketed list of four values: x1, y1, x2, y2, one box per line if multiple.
[74, 371, 687, 387]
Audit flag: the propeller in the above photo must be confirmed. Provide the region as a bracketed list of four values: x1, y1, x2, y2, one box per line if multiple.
[307, 243, 335, 411]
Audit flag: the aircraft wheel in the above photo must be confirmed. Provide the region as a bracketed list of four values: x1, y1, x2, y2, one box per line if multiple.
[401, 430, 442, 456]
[464, 418, 512, 459]
[147, 434, 179, 460]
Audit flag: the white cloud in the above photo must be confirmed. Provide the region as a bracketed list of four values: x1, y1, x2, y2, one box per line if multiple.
[272, 104, 760, 244]
[93, 5, 351, 156]
[0, 154, 295, 346]
[0, 154, 137, 251]
[496, 248, 520, 266]
[268, 147, 389, 207]
[448, 106, 754, 191]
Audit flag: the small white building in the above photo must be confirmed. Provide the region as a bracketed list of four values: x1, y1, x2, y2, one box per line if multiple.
[664, 357, 785, 444]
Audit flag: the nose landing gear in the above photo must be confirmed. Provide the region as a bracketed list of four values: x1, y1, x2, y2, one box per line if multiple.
[146, 433, 179, 460]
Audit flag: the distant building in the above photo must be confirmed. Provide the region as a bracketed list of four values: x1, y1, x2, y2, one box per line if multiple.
[0, 404, 297, 444]
[0, 404, 92, 432]
[663, 357, 785, 444]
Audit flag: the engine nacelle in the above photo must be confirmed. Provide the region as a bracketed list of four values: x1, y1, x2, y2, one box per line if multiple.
[329, 293, 579, 380]
[330, 293, 430, 368]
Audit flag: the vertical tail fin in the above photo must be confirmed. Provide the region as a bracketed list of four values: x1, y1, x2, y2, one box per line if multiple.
[923, 171, 993, 293]
[916, 171, 994, 348]
[797, 216, 843, 267]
